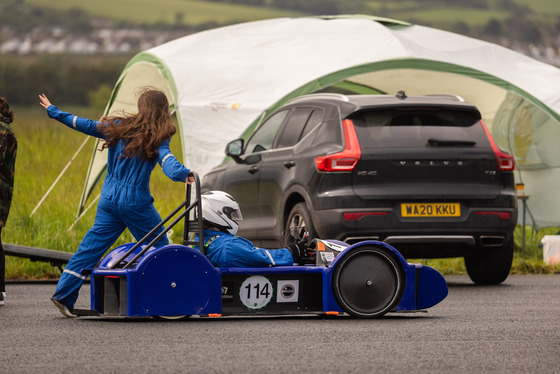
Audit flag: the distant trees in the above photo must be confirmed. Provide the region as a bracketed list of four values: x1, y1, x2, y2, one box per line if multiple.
[504, 12, 542, 43]
[0, 55, 129, 106]
[484, 19, 502, 37]
[0, 1, 93, 35]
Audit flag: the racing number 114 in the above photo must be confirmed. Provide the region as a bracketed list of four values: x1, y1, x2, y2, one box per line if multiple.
[240, 275, 274, 309]
[245, 282, 270, 299]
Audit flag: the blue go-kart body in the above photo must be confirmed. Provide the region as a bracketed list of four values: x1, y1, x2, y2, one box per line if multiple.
[79, 174, 448, 319]
[86, 240, 447, 319]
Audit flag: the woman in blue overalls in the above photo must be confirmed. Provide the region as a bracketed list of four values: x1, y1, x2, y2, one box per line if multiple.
[39, 89, 193, 317]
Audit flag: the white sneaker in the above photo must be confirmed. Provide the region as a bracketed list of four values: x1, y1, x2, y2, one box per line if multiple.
[51, 299, 75, 317]
[0, 292, 4, 306]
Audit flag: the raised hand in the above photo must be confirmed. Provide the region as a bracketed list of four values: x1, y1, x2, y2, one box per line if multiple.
[38, 94, 52, 109]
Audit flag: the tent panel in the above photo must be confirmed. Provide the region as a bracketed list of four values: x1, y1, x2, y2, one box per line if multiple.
[345, 68, 507, 129]
[518, 168, 560, 229]
[493, 91, 560, 170]
[78, 59, 176, 214]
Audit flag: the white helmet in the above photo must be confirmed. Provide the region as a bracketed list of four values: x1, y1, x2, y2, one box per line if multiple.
[201, 191, 243, 235]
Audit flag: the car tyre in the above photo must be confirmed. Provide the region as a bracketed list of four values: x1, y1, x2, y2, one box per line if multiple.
[284, 202, 317, 245]
[464, 238, 514, 285]
[332, 246, 405, 318]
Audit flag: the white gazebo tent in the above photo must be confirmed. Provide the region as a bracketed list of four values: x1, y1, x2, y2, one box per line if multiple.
[79, 15, 560, 229]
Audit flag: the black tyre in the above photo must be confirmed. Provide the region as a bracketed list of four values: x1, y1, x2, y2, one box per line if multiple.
[332, 246, 405, 318]
[465, 239, 514, 285]
[284, 202, 317, 245]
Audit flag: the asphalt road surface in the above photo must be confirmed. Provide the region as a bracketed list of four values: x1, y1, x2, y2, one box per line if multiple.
[1, 274, 559, 374]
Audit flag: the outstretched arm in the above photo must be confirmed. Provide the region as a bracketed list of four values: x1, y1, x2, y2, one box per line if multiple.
[38, 93, 103, 138]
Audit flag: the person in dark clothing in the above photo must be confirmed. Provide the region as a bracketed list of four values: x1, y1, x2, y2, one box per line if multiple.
[0, 97, 17, 306]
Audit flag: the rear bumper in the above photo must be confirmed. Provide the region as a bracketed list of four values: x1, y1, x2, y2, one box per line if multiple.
[312, 203, 517, 258]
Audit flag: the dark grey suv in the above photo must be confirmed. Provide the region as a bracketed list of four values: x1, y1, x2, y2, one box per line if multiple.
[202, 92, 518, 284]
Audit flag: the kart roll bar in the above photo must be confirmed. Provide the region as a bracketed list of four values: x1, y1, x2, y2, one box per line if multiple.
[109, 172, 205, 270]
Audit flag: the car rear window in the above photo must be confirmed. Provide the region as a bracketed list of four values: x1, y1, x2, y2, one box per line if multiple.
[349, 107, 490, 148]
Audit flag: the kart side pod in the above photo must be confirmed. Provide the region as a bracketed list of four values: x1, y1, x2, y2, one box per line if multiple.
[90, 244, 222, 317]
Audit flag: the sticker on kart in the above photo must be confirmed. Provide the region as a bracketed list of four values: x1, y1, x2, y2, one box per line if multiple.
[239, 275, 274, 310]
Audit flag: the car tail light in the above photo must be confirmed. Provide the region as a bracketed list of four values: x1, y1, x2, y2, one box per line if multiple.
[480, 120, 514, 171]
[476, 211, 511, 220]
[344, 212, 389, 221]
[315, 119, 361, 172]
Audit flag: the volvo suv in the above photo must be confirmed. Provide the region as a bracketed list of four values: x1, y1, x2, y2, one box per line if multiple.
[202, 92, 518, 284]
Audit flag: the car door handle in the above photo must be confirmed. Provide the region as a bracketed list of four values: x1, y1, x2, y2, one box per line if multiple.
[248, 166, 259, 174]
[284, 160, 296, 169]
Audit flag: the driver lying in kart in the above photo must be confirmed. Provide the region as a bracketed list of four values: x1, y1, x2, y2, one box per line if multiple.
[196, 191, 315, 267]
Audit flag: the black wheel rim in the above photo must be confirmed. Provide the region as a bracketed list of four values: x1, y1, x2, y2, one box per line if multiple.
[333, 248, 403, 317]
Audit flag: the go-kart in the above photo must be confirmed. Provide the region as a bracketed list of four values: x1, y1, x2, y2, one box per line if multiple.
[76, 173, 448, 319]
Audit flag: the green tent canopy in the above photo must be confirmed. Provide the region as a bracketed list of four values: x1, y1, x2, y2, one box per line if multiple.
[80, 15, 560, 229]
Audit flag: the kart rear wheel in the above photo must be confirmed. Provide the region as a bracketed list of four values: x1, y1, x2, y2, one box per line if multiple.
[332, 246, 405, 318]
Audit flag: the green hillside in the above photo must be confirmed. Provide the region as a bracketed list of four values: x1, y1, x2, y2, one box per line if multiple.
[19, 0, 560, 45]
[365, 0, 560, 24]
[23, 0, 560, 27]
[23, 0, 304, 26]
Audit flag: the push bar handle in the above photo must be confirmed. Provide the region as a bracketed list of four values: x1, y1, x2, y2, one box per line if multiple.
[184, 172, 205, 254]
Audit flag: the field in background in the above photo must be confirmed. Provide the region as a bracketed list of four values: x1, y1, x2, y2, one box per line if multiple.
[24, 0, 560, 29]
[24, 0, 303, 27]
[5, 107, 559, 279]
[366, 0, 560, 26]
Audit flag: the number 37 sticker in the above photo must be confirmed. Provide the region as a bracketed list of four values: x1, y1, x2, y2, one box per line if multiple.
[240, 276, 273, 310]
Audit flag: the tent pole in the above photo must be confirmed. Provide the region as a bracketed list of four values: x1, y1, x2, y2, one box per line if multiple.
[29, 137, 91, 218]
[67, 193, 100, 232]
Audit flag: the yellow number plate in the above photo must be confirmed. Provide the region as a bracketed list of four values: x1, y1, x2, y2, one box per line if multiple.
[401, 203, 461, 217]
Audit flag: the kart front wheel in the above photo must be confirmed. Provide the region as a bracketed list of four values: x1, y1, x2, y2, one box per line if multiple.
[332, 246, 405, 318]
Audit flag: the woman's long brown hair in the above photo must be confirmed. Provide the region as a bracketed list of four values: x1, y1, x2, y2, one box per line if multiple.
[98, 89, 176, 160]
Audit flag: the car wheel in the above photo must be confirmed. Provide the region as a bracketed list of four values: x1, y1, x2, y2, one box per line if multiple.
[464, 238, 514, 285]
[284, 202, 317, 245]
[332, 246, 405, 318]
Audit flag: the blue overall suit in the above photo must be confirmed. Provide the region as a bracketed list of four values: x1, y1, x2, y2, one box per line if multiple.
[198, 229, 294, 267]
[48, 105, 190, 309]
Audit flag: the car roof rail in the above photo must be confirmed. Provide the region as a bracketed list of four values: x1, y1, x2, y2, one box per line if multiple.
[423, 94, 466, 102]
[292, 93, 350, 102]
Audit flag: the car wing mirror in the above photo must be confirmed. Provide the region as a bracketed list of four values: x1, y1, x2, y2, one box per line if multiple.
[226, 139, 245, 164]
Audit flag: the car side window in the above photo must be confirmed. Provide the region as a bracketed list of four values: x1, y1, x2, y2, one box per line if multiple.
[300, 108, 324, 140]
[245, 110, 289, 154]
[275, 107, 314, 149]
